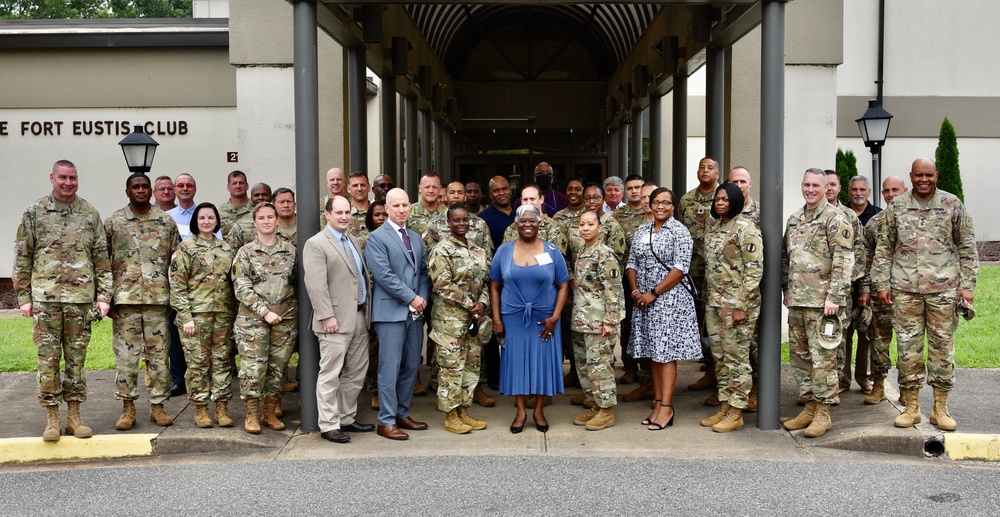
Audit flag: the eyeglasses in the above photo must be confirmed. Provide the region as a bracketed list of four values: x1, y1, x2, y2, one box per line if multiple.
[583, 195, 604, 202]
[175, 183, 195, 188]
[155, 187, 174, 193]
[651, 200, 673, 208]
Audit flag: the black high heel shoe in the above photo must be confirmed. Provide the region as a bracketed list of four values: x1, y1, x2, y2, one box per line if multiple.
[648, 404, 674, 431]
[642, 399, 661, 426]
[533, 415, 549, 433]
[510, 414, 526, 434]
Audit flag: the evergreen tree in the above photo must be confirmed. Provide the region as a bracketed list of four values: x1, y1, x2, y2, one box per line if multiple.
[2, 0, 191, 19]
[835, 148, 858, 207]
[935, 116, 964, 202]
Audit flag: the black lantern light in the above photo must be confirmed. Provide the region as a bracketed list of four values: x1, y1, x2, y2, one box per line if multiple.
[117, 125, 159, 174]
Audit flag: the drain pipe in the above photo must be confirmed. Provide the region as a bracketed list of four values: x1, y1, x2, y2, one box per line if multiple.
[924, 433, 946, 457]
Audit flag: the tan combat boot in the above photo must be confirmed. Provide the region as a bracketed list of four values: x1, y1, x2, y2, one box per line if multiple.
[704, 392, 721, 406]
[473, 384, 495, 407]
[864, 377, 886, 405]
[150, 403, 174, 426]
[585, 407, 615, 431]
[194, 404, 213, 428]
[930, 389, 957, 431]
[712, 406, 745, 433]
[457, 406, 487, 430]
[371, 392, 380, 410]
[413, 373, 427, 396]
[216, 401, 234, 427]
[619, 364, 638, 385]
[261, 396, 285, 430]
[444, 408, 473, 434]
[570, 394, 587, 406]
[783, 400, 818, 431]
[244, 399, 261, 434]
[622, 379, 655, 402]
[573, 407, 599, 426]
[43, 405, 61, 442]
[688, 371, 717, 391]
[699, 402, 731, 427]
[745, 382, 758, 412]
[804, 403, 832, 438]
[116, 400, 136, 431]
[65, 401, 93, 438]
[894, 388, 922, 428]
[274, 398, 283, 417]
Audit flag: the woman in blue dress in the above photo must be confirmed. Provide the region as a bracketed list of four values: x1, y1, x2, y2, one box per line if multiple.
[490, 204, 570, 434]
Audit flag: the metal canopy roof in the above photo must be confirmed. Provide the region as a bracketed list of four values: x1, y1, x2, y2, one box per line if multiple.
[406, 4, 661, 78]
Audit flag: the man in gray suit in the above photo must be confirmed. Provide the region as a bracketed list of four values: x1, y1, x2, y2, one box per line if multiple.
[364, 188, 432, 440]
[304, 196, 375, 444]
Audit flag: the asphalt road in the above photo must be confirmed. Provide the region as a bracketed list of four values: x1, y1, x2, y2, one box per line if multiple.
[1, 454, 998, 515]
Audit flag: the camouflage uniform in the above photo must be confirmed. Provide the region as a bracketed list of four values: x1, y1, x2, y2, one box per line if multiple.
[613, 204, 648, 380]
[741, 198, 761, 227]
[704, 215, 762, 409]
[232, 238, 299, 400]
[502, 213, 569, 258]
[678, 187, 715, 365]
[427, 234, 492, 412]
[408, 202, 446, 238]
[170, 236, 237, 404]
[782, 198, 854, 403]
[566, 212, 626, 277]
[613, 204, 647, 253]
[13, 195, 112, 406]
[348, 202, 369, 238]
[833, 202, 869, 387]
[105, 205, 179, 405]
[423, 212, 494, 254]
[571, 242, 624, 408]
[863, 212, 892, 377]
[218, 200, 252, 238]
[871, 190, 978, 391]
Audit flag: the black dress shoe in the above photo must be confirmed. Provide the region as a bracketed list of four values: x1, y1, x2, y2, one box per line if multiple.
[320, 429, 350, 443]
[170, 384, 186, 397]
[341, 422, 375, 433]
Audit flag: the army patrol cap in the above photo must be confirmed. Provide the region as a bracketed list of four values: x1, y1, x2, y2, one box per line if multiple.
[956, 298, 976, 321]
[816, 314, 843, 350]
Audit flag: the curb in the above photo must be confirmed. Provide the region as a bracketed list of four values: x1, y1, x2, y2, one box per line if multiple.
[944, 433, 1000, 461]
[0, 434, 157, 464]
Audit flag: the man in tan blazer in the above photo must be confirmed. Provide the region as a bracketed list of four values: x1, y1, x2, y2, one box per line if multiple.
[304, 195, 374, 443]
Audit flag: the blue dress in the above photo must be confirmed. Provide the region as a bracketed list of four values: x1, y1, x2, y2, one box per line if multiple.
[490, 240, 570, 396]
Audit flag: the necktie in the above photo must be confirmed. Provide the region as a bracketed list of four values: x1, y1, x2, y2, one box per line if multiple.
[399, 227, 415, 260]
[341, 235, 363, 301]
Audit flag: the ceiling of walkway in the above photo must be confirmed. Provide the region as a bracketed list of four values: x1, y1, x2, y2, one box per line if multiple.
[406, 4, 662, 80]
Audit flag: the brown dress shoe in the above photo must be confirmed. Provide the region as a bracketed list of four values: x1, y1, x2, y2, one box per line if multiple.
[396, 416, 429, 430]
[377, 425, 409, 440]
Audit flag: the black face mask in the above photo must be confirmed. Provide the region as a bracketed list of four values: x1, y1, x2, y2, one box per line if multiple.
[535, 175, 552, 190]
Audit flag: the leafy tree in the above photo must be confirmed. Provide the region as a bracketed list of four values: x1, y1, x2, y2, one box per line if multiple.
[835, 148, 858, 207]
[935, 116, 964, 202]
[1, 0, 191, 19]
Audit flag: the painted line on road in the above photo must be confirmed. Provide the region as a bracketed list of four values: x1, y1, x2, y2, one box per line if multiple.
[944, 433, 1000, 461]
[0, 434, 156, 464]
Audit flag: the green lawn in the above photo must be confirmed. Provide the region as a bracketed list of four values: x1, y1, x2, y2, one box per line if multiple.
[1, 266, 996, 372]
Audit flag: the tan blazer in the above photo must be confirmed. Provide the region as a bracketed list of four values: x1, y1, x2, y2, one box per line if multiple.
[303, 228, 371, 334]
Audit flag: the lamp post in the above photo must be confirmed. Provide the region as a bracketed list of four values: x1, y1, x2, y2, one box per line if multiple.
[117, 125, 159, 174]
[855, 99, 893, 207]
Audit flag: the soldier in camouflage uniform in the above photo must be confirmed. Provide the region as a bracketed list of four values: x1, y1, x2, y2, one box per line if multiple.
[824, 170, 869, 395]
[105, 173, 180, 430]
[570, 211, 624, 431]
[227, 182, 272, 250]
[573, 184, 626, 267]
[698, 184, 762, 433]
[347, 171, 371, 238]
[170, 202, 237, 428]
[232, 202, 298, 434]
[677, 157, 720, 398]
[428, 204, 493, 434]
[872, 158, 978, 431]
[320, 167, 345, 228]
[781, 168, 854, 438]
[613, 175, 649, 386]
[423, 182, 495, 253]
[861, 176, 908, 405]
[13, 159, 111, 441]
[217, 170, 251, 237]
[726, 166, 761, 410]
[408, 172, 445, 237]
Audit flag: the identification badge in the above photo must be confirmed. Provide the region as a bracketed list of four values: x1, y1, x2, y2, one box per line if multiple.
[536, 253, 553, 265]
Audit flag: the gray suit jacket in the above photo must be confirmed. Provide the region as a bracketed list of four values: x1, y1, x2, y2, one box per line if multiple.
[303, 228, 371, 334]
[364, 222, 430, 323]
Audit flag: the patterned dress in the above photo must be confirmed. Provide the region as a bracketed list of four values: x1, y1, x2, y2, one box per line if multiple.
[626, 218, 702, 363]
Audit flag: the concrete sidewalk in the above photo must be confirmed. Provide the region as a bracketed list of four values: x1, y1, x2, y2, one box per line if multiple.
[6, 361, 993, 466]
